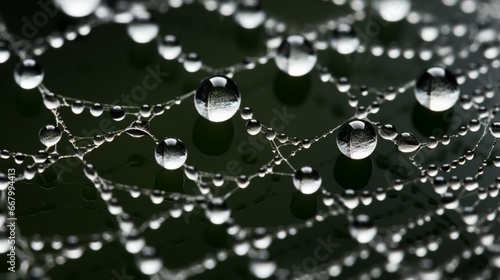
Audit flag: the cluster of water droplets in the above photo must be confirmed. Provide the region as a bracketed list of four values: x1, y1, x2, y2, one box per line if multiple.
[1, 0, 500, 279]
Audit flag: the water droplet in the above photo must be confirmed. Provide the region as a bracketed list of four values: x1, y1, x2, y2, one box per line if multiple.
[234, 0, 266, 29]
[395, 132, 420, 153]
[234, 237, 250, 256]
[252, 227, 272, 249]
[55, 0, 101, 17]
[184, 52, 202, 73]
[330, 23, 360, 54]
[372, 0, 411, 22]
[490, 122, 500, 138]
[39, 125, 62, 147]
[63, 236, 84, 259]
[275, 35, 317, 77]
[293, 166, 322, 195]
[154, 138, 187, 170]
[205, 197, 231, 225]
[138, 247, 163, 275]
[0, 40, 10, 64]
[195, 75, 241, 122]
[158, 35, 182, 60]
[246, 119, 262, 135]
[349, 214, 377, 243]
[379, 124, 398, 140]
[71, 100, 84, 114]
[127, 16, 159, 43]
[14, 59, 44, 89]
[336, 119, 377, 159]
[90, 103, 104, 117]
[415, 66, 459, 111]
[125, 230, 145, 254]
[249, 250, 276, 279]
[110, 105, 125, 121]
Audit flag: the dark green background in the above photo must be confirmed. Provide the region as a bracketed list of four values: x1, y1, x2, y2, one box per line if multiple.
[0, 0, 499, 279]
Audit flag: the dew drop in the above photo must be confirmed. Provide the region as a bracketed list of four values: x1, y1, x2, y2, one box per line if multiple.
[275, 35, 317, 77]
[195, 75, 241, 122]
[490, 122, 500, 138]
[330, 23, 360, 54]
[158, 35, 182, 60]
[205, 197, 231, 225]
[127, 16, 159, 43]
[415, 66, 459, 111]
[336, 119, 377, 159]
[39, 125, 62, 147]
[234, 0, 266, 29]
[293, 166, 322, 195]
[55, 0, 101, 17]
[154, 138, 187, 170]
[349, 214, 377, 243]
[138, 247, 163, 275]
[249, 250, 276, 279]
[372, 0, 411, 22]
[14, 59, 44, 89]
[395, 132, 420, 153]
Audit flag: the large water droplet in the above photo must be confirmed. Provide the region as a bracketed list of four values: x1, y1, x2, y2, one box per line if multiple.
[349, 214, 377, 243]
[336, 119, 377, 160]
[39, 125, 62, 147]
[55, 0, 101, 17]
[415, 66, 459, 111]
[275, 35, 317, 77]
[372, 0, 411, 22]
[127, 17, 159, 43]
[234, 0, 266, 29]
[155, 138, 187, 170]
[195, 75, 241, 122]
[293, 166, 322, 194]
[205, 197, 231, 225]
[14, 59, 44, 89]
[330, 23, 360, 54]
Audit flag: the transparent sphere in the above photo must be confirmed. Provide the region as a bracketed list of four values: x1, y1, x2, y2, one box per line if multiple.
[330, 23, 360, 54]
[158, 35, 182, 60]
[490, 122, 500, 138]
[336, 119, 377, 160]
[205, 197, 231, 225]
[55, 0, 101, 17]
[14, 59, 44, 89]
[249, 251, 277, 279]
[415, 66, 459, 111]
[195, 75, 241, 122]
[395, 132, 420, 153]
[127, 17, 159, 43]
[349, 214, 377, 243]
[154, 138, 187, 170]
[234, 0, 266, 29]
[275, 35, 317, 77]
[0, 40, 10, 64]
[137, 247, 163, 275]
[293, 166, 322, 194]
[39, 125, 62, 147]
[372, 0, 411, 22]
[62, 236, 84, 259]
